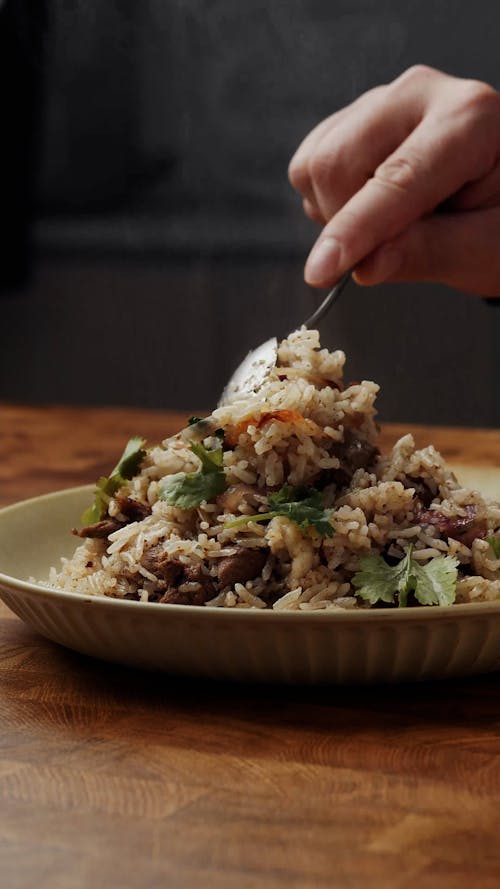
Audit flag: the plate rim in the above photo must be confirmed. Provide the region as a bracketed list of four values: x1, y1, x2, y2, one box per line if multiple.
[1, 483, 499, 625]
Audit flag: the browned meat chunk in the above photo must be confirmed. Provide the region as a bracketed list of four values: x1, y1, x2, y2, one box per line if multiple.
[184, 564, 216, 599]
[416, 504, 486, 546]
[406, 476, 434, 509]
[328, 431, 379, 488]
[340, 435, 379, 472]
[74, 496, 151, 540]
[115, 495, 152, 522]
[73, 518, 123, 539]
[141, 546, 183, 585]
[140, 552, 215, 605]
[159, 585, 212, 606]
[159, 564, 215, 606]
[218, 548, 268, 589]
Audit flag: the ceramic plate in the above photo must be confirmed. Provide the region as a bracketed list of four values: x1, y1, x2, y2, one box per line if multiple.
[1, 483, 500, 684]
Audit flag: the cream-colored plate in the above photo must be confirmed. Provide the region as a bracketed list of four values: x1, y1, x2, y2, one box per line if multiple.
[0, 483, 499, 684]
[450, 463, 500, 500]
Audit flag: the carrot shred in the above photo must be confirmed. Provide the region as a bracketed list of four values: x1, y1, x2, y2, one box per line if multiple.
[225, 410, 320, 445]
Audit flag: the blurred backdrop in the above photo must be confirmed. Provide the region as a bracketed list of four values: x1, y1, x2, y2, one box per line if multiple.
[0, 0, 498, 425]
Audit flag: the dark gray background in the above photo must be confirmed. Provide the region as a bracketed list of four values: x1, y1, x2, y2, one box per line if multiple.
[1, 1, 498, 425]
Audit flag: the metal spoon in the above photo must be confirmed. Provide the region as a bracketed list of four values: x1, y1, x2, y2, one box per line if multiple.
[218, 271, 351, 407]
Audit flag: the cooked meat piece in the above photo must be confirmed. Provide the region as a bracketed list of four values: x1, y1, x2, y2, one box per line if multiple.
[454, 524, 487, 548]
[183, 564, 216, 598]
[342, 437, 379, 472]
[330, 431, 379, 479]
[114, 495, 152, 522]
[218, 548, 268, 589]
[141, 546, 184, 584]
[319, 435, 379, 491]
[73, 518, 123, 539]
[319, 466, 350, 490]
[74, 496, 151, 540]
[416, 504, 486, 545]
[406, 476, 435, 509]
[159, 588, 187, 605]
[140, 554, 215, 605]
[159, 584, 213, 606]
[159, 564, 215, 606]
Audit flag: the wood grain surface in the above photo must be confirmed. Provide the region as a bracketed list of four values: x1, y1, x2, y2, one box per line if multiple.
[1, 402, 500, 889]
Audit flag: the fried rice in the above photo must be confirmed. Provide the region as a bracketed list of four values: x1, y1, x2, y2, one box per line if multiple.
[47, 328, 500, 610]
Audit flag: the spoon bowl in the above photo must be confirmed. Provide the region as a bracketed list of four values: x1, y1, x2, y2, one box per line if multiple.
[219, 271, 351, 407]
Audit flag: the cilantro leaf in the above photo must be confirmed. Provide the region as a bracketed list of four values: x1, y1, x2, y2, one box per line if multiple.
[190, 441, 223, 472]
[81, 477, 109, 526]
[113, 436, 148, 480]
[352, 545, 458, 608]
[227, 484, 334, 537]
[487, 536, 500, 559]
[81, 436, 147, 525]
[158, 442, 227, 509]
[158, 469, 226, 509]
[267, 484, 298, 507]
[352, 548, 413, 606]
[411, 557, 459, 606]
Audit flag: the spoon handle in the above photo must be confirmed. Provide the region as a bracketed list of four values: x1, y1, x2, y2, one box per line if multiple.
[303, 270, 351, 329]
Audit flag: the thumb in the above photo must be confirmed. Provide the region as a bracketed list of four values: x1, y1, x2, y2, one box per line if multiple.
[353, 208, 500, 297]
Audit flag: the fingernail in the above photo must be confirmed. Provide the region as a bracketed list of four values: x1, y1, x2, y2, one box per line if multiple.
[305, 237, 341, 285]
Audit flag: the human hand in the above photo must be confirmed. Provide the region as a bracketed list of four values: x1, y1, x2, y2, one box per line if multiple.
[288, 65, 500, 296]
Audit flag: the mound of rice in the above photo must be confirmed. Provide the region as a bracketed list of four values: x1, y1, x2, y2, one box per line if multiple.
[49, 329, 500, 610]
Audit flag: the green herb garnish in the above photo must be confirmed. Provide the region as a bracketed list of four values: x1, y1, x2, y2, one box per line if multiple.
[81, 436, 147, 525]
[352, 544, 459, 608]
[487, 536, 500, 559]
[188, 416, 203, 425]
[158, 441, 227, 509]
[227, 484, 334, 537]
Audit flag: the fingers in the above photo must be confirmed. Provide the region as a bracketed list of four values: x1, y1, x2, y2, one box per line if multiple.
[288, 67, 449, 222]
[290, 67, 500, 293]
[288, 88, 392, 200]
[353, 207, 500, 297]
[289, 86, 404, 220]
[302, 198, 325, 224]
[450, 160, 500, 211]
[304, 95, 496, 288]
[288, 112, 342, 206]
[300, 92, 420, 222]
[289, 85, 417, 222]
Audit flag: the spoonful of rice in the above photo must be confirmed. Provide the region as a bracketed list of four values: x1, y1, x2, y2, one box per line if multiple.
[218, 271, 351, 407]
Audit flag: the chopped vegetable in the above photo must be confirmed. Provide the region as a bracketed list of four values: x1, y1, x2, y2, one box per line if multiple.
[411, 555, 460, 606]
[188, 416, 224, 439]
[487, 536, 500, 559]
[81, 436, 147, 525]
[159, 441, 227, 509]
[181, 415, 221, 444]
[227, 484, 334, 537]
[352, 544, 459, 608]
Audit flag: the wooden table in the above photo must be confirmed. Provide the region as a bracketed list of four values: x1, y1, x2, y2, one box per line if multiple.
[1, 403, 500, 889]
